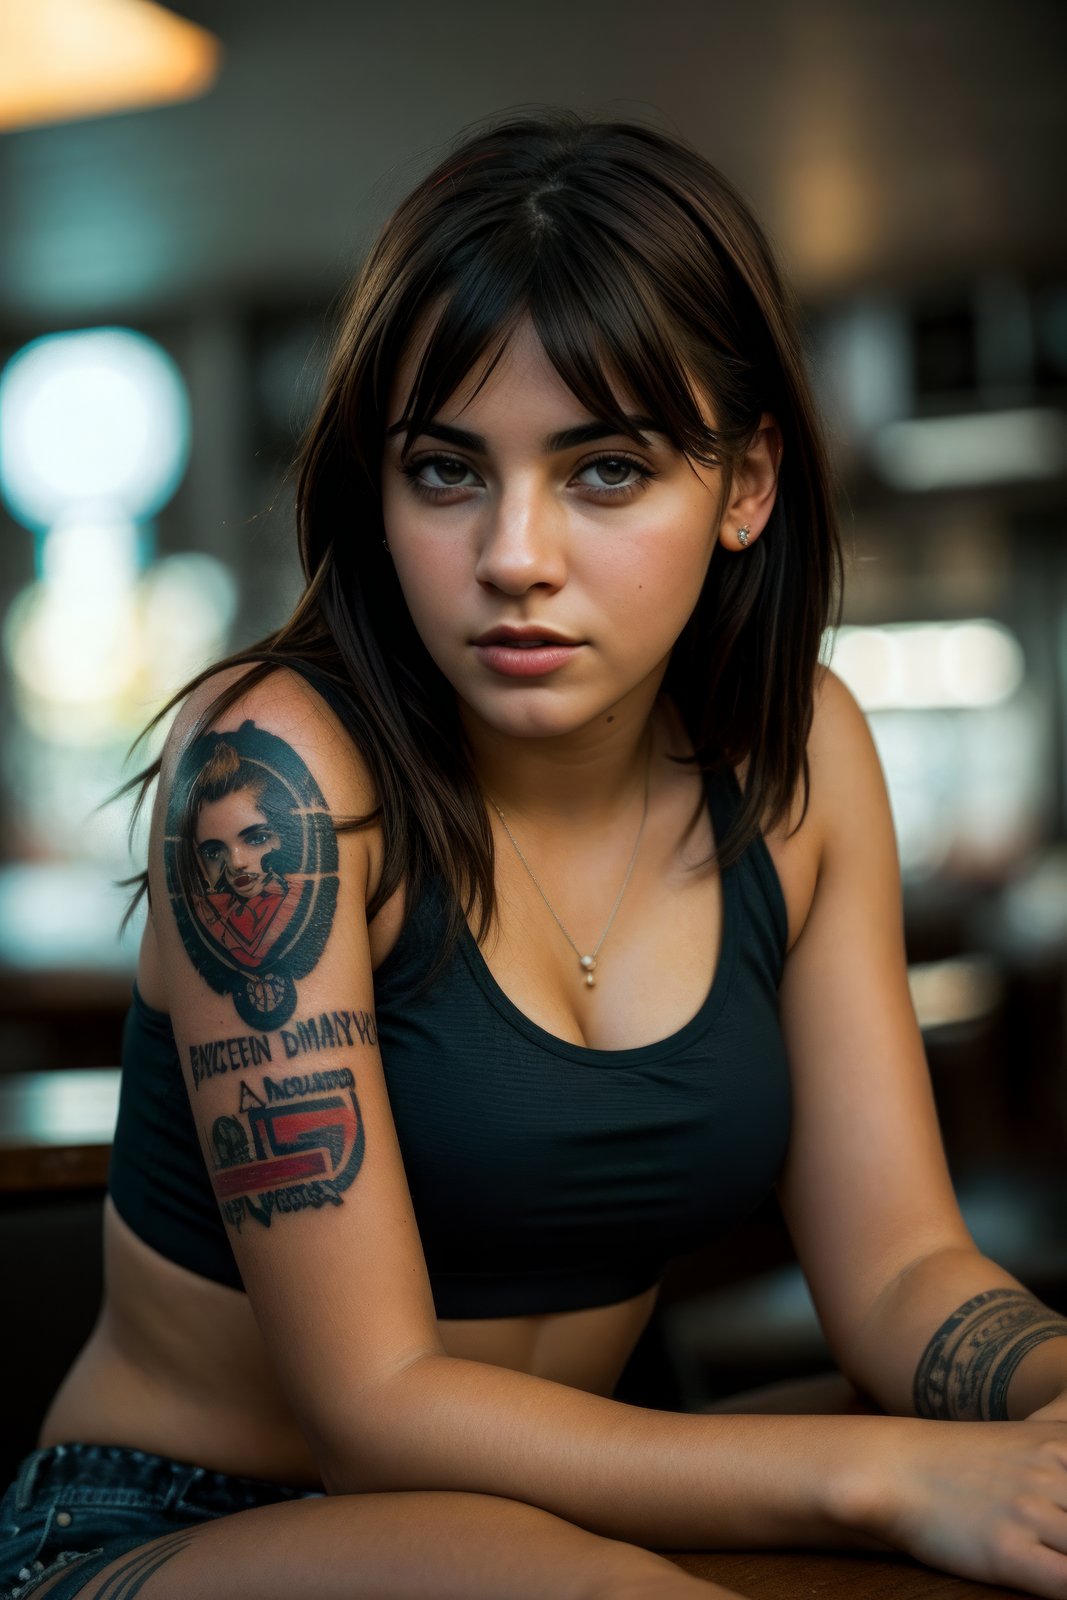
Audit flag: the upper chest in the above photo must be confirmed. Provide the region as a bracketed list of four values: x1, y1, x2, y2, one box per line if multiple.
[366, 757, 820, 1054]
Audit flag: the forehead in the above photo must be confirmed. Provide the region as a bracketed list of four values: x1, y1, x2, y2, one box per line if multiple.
[196, 790, 268, 830]
[387, 305, 638, 424]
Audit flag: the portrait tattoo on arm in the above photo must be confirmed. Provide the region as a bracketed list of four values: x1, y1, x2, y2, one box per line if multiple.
[164, 720, 339, 1030]
[913, 1287, 1067, 1420]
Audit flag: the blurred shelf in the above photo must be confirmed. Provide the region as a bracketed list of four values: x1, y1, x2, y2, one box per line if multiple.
[0, 1067, 119, 1191]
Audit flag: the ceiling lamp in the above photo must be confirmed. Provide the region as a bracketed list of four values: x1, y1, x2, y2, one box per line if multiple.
[0, 0, 221, 132]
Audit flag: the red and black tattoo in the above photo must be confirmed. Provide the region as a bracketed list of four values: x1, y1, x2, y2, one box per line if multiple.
[210, 1066, 366, 1231]
[165, 721, 339, 1030]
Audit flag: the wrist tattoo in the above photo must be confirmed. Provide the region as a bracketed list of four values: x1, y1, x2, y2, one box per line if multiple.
[914, 1287, 1067, 1420]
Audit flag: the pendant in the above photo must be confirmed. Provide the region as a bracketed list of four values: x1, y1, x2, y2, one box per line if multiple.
[580, 955, 596, 988]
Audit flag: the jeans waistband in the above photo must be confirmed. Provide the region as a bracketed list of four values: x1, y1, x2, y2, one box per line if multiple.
[12, 1443, 321, 1518]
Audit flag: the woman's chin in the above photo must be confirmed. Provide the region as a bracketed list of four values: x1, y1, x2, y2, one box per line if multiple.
[457, 675, 658, 744]
[462, 693, 609, 742]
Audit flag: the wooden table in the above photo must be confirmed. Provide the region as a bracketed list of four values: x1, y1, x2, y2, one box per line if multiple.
[669, 1548, 1031, 1596]
[0, 1067, 119, 1190]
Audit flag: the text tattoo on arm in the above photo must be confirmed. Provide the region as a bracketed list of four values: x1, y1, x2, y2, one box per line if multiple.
[164, 719, 339, 1031]
[188, 1007, 378, 1090]
[914, 1287, 1067, 1420]
[189, 1016, 374, 1225]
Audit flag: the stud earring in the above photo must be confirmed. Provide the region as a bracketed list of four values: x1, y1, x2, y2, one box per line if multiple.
[737, 525, 751, 548]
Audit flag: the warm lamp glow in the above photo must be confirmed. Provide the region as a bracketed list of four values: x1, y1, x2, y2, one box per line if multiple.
[0, 0, 221, 131]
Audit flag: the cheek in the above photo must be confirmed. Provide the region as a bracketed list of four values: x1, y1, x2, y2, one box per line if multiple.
[390, 539, 467, 653]
[584, 522, 714, 649]
[381, 478, 460, 610]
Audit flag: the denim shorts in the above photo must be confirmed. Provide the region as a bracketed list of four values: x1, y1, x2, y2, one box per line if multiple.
[0, 1442, 323, 1599]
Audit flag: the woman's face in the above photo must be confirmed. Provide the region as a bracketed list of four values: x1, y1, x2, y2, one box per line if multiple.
[195, 790, 281, 899]
[380, 313, 726, 742]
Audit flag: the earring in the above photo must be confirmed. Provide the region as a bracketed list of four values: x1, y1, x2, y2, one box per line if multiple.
[382, 538, 390, 552]
[737, 525, 751, 548]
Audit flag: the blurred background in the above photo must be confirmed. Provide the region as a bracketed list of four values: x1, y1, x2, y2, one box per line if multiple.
[0, 0, 1065, 1460]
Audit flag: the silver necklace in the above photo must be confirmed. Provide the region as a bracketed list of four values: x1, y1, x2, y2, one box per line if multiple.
[488, 745, 652, 989]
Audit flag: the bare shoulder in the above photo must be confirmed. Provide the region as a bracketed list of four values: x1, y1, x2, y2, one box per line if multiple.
[146, 661, 382, 931]
[805, 661, 892, 859]
[161, 661, 377, 814]
[809, 661, 874, 759]
[739, 666, 882, 958]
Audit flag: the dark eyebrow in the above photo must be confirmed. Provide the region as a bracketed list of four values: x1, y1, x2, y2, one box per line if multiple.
[385, 415, 665, 453]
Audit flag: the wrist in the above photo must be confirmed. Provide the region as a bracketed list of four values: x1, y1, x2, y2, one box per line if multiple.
[817, 1415, 923, 1550]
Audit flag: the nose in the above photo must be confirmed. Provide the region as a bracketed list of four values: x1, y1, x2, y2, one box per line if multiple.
[473, 479, 568, 596]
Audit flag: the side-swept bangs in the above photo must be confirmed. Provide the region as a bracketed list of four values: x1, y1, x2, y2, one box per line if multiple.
[381, 247, 730, 486]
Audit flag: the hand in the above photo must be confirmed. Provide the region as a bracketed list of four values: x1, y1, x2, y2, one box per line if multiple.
[865, 1416, 1067, 1598]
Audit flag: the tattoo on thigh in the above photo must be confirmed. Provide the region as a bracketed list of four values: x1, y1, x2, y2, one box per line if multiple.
[210, 1066, 367, 1231]
[88, 1531, 195, 1598]
[164, 721, 339, 1031]
[914, 1287, 1067, 1420]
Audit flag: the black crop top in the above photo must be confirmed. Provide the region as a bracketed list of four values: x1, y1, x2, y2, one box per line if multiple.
[109, 687, 793, 1319]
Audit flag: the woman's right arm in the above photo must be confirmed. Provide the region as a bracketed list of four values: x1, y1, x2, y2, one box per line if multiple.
[153, 668, 1067, 1599]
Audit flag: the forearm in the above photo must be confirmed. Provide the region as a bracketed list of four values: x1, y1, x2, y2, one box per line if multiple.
[320, 1350, 898, 1550]
[845, 1245, 1067, 1420]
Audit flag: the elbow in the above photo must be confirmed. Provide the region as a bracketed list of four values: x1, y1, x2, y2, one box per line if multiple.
[311, 1346, 447, 1496]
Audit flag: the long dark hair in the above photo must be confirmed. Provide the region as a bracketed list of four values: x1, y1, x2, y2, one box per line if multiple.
[119, 107, 844, 973]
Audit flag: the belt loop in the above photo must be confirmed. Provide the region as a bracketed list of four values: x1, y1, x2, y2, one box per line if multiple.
[165, 1463, 203, 1512]
[13, 1447, 53, 1515]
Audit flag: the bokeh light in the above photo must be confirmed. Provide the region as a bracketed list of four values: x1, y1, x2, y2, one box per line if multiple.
[0, 326, 190, 531]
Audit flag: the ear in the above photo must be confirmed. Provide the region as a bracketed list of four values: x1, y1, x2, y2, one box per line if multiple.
[718, 412, 782, 552]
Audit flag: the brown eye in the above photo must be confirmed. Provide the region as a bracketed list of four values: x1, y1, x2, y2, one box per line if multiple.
[591, 458, 635, 486]
[401, 454, 477, 497]
[427, 458, 469, 486]
[575, 454, 657, 498]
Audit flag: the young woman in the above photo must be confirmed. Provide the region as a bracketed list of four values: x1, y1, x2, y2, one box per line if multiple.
[4, 109, 1067, 1600]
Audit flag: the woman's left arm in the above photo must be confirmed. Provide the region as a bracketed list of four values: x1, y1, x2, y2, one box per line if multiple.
[775, 668, 1067, 1424]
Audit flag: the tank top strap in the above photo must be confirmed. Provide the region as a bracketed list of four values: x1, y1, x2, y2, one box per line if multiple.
[703, 756, 789, 974]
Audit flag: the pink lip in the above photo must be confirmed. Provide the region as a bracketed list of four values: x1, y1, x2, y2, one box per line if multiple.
[472, 642, 582, 678]
[473, 624, 580, 646]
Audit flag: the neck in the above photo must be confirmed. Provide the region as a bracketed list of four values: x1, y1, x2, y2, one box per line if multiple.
[458, 679, 679, 829]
